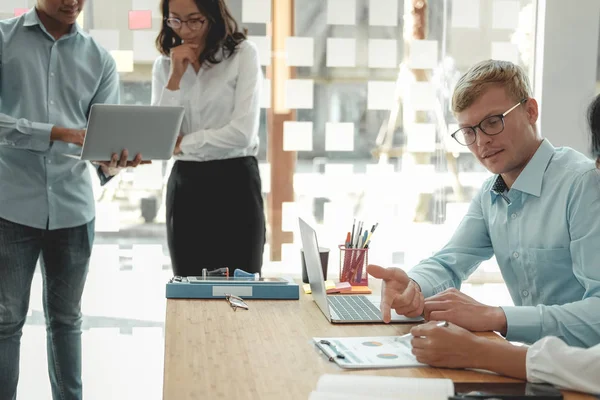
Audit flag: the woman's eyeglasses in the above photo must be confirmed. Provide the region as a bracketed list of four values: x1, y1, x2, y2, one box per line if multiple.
[225, 294, 248, 311]
[165, 17, 206, 31]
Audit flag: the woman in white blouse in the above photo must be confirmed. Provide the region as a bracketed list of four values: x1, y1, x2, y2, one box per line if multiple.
[152, 0, 265, 276]
[404, 96, 600, 395]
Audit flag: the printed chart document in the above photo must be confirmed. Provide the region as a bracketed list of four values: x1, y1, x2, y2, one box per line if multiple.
[312, 336, 425, 369]
[308, 374, 454, 400]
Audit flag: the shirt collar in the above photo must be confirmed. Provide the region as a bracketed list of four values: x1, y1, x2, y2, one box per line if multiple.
[490, 138, 555, 202]
[23, 7, 82, 36]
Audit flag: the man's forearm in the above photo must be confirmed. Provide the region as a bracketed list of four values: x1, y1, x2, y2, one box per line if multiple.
[472, 337, 527, 380]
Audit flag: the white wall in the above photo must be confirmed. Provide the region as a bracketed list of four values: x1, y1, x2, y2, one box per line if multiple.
[534, 0, 600, 156]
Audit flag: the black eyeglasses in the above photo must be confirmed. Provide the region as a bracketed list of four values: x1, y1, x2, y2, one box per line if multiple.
[451, 98, 527, 146]
[165, 17, 206, 31]
[225, 294, 248, 311]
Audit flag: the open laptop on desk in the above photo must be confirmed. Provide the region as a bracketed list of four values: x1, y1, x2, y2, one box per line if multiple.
[298, 217, 423, 324]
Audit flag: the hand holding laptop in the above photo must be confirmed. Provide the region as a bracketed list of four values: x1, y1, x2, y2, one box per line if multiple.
[367, 264, 424, 322]
[94, 149, 150, 176]
[173, 135, 183, 155]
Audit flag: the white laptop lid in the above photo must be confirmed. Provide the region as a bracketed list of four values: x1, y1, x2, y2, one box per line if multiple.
[80, 104, 185, 161]
[298, 217, 332, 321]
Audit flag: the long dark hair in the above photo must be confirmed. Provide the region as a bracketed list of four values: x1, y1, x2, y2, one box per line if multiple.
[155, 0, 246, 65]
[588, 94, 600, 159]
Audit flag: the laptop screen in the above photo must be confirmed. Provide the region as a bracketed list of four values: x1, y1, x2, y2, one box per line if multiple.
[298, 218, 331, 320]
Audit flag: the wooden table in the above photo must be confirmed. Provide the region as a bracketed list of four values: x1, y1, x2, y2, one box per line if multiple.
[163, 288, 595, 400]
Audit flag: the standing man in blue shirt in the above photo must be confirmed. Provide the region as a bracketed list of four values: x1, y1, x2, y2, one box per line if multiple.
[368, 60, 600, 348]
[0, 1, 144, 399]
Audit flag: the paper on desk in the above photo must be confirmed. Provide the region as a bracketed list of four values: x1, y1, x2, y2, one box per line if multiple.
[313, 336, 426, 369]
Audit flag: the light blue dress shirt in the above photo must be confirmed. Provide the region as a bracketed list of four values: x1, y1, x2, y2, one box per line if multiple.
[0, 9, 119, 230]
[408, 139, 600, 348]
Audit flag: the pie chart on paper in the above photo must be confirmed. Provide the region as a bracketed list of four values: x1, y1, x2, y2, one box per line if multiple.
[377, 353, 399, 359]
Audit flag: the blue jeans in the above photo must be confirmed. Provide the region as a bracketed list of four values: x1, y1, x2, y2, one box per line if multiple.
[0, 217, 94, 400]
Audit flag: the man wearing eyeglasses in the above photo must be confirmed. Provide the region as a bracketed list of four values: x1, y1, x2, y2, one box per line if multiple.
[368, 59, 600, 349]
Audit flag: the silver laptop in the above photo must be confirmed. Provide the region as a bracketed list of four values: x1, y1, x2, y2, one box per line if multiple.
[298, 217, 423, 324]
[77, 104, 185, 161]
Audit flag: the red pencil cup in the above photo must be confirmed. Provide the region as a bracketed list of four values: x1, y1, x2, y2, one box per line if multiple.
[338, 245, 369, 286]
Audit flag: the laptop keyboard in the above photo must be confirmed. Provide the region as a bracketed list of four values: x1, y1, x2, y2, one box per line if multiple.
[328, 295, 382, 321]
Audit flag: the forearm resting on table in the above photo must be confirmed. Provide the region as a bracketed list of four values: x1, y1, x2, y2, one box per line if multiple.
[472, 337, 527, 380]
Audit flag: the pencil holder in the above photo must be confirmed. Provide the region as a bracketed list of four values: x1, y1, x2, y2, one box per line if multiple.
[338, 245, 369, 286]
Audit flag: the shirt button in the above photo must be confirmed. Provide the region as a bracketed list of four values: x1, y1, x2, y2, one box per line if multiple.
[522, 290, 529, 297]
[511, 213, 518, 219]
[512, 252, 519, 259]
[48, 186, 52, 191]
[50, 100, 55, 105]
[47, 159, 52, 164]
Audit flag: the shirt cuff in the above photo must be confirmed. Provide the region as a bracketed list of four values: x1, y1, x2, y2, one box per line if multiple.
[407, 271, 435, 298]
[27, 121, 53, 151]
[501, 305, 542, 344]
[159, 87, 182, 106]
[179, 131, 206, 154]
[526, 336, 563, 383]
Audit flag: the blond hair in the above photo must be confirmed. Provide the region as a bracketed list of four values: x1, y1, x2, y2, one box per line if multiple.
[452, 60, 532, 114]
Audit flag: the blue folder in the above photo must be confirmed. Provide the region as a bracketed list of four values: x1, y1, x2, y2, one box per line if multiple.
[165, 277, 299, 300]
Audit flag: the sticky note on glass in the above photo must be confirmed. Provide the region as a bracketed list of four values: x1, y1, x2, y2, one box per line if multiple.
[132, 244, 163, 271]
[368, 39, 397, 69]
[324, 201, 354, 228]
[408, 82, 436, 111]
[90, 244, 120, 270]
[260, 79, 271, 109]
[242, 0, 272, 23]
[409, 40, 438, 69]
[284, 79, 314, 109]
[110, 50, 134, 73]
[90, 29, 120, 52]
[325, 164, 354, 175]
[283, 122, 313, 151]
[95, 203, 121, 232]
[133, 31, 160, 62]
[286, 37, 314, 67]
[14, 8, 28, 17]
[129, 10, 152, 30]
[76, 10, 85, 27]
[327, 38, 356, 67]
[492, 0, 520, 30]
[369, 0, 398, 26]
[0, 0, 25, 13]
[491, 42, 519, 64]
[327, 0, 356, 25]
[366, 163, 395, 175]
[444, 123, 471, 153]
[406, 124, 437, 153]
[452, 0, 480, 28]
[132, 0, 159, 18]
[248, 35, 271, 66]
[281, 202, 298, 232]
[259, 163, 271, 193]
[367, 81, 396, 110]
[325, 123, 355, 151]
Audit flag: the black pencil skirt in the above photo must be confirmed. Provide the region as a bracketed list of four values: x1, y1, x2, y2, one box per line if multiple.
[166, 156, 266, 277]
